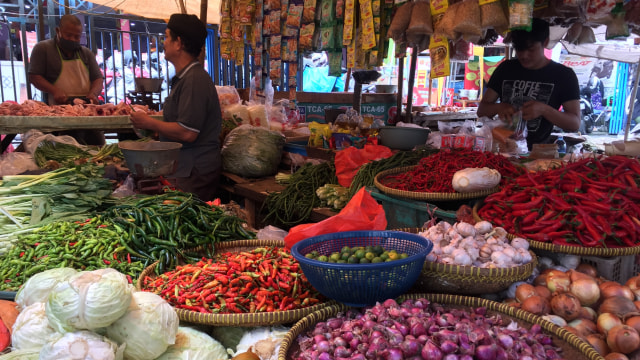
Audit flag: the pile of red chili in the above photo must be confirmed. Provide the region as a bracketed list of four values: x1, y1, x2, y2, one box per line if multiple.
[142, 246, 323, 314]
[478, 155, 640, 248]
[380, 148, 525, 192]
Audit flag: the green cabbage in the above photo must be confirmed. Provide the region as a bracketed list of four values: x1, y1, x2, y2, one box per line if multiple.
[15, 268, 78, 310]
[156, 327, 229, 360]
[11, 302, 61, 351]
[221, 125, 286, 178]
[46, 268, 133, 333]
[0, 350, 40, 359]
[39, 330, 124, 360]
[106, 291, 179, 360]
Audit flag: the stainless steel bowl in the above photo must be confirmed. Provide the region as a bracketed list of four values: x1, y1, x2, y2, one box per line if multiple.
[378, 126, 431, 150]
[118, 141, 182, 177]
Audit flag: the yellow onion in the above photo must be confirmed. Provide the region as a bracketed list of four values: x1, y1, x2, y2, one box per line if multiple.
[550, 292, 582, 321]
[576, 263, 598, 278]
[570, 278, 600, 306]
[599, 297, 639, 319]
[521, 295, 550, 316]
[579, 306, 598, 322]
[568, 269, 595, 283]
[515, 283, 537, 303]
[607, 324, 640, 354]
[625, 276, 640, 300]
[547, 273, 571, 293]
[625, 316, 640, 335]
[534, 273, 548, 287]
[568, 318, 598, 338]
[586, 333, 610, 356]
[598, 313, 623, 335]
[535, 285, 552, 301]
[604, 353, 629, 360]
[601, 284, 635, 302]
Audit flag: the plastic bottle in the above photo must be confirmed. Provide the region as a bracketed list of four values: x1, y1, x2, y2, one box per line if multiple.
[555, 135, 567, 156]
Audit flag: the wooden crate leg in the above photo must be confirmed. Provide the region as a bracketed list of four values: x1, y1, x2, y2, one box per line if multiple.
[244, 198, 256, 229]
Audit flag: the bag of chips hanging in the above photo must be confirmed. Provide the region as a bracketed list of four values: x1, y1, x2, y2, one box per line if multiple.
[387, 1, 414, 41]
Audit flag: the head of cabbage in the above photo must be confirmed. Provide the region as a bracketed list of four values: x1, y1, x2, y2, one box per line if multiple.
[46, 268, 133, 333]
[156, 327, 229, 360]
[11, 302, 60, 351]
[15, 267, 78, 310]
[39, 330, 124, 360]
[106, 291, 179, 360]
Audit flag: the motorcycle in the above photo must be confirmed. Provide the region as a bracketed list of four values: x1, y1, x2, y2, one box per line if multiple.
[579, 94, 596, 134]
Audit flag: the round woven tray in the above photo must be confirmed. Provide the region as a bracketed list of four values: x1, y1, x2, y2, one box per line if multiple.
[373, 165, 499, 201]
[472, 201, 640, 256]
[136, 239, 333, 326]
[278, 293, 603, 360]
[397, 227, 537, 295]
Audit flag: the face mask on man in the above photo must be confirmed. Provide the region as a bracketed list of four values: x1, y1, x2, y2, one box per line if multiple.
[58, 36, 80, 52]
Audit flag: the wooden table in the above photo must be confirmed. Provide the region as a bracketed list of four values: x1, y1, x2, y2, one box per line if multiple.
[225, 173, 337, 229]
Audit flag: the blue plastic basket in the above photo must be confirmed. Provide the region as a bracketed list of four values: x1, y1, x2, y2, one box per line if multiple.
[291, 231, 433, 307]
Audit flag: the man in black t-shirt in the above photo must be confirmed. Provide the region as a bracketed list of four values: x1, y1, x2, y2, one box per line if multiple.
[477, 18, 581, 149]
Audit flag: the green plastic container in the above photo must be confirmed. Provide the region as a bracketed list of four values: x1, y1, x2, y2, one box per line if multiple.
[368, 188, 457, 229]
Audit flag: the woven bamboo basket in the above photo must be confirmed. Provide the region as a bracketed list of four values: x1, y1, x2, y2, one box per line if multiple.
[278, 293, 604, 360]
[396, 228, 537, 295]
[472, 201, 640, 256]
[373, 165, 499, 201]
[136, 239, 333, 326]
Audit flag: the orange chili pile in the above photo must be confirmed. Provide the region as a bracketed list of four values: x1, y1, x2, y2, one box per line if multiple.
[142, 246, 323, 314]
[380, 148, 524, 192]
[478, 155, 640, 248]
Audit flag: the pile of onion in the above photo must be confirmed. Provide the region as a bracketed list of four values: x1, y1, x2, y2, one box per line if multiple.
[507, 265, 640, 356]
[294, 298, 564, 360]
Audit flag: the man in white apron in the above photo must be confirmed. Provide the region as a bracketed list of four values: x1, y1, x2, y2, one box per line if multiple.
[29, 14, 105, 145]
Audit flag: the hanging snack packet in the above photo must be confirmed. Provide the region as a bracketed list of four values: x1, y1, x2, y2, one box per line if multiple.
[238, 0, 256, 24]
[221, 39, 233, 60]
[360, 0, 377, 50]
[318, 25, 336, 50]
[319, 0, 336, 25]
[233, 41, 245, 65]
[372, 0, 381, 16]
[329, 52, 343, 77]
[299, 23, 316, 49]
[270, 59, 282, 84]
[265, 0, 280, 10]
[282, 37, 299, 62]
[481, 0, 509, 32]
[386, 1, 413, 41]
[288, 63, 298, 88]
[302, 0, 318, 22]
[453, 0, 482, 39]
[286, 1, 304, 27]
[509, 0, 534, 31]
[336, 0, 346, 20]
[269, 35, 282, 59]
[343, 0, 356, 45]
[434, 2, 461, 40]
[586, 0, 616, 22]
[222, 0, 232, 16]
[429, 35, 450, 78]
[231, 21, 244, 41]
[282, 0, 290, 18]
[346, 27, 356, 67]
[220, 18, 232, 39]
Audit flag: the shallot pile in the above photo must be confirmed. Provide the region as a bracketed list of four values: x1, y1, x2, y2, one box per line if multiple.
[293, 298, 564, 360]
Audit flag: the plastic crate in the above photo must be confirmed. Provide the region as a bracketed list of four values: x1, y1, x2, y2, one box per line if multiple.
[291, 231, 433, 307]
[368, 188, 457, 229]
[580, 255, 635, 284]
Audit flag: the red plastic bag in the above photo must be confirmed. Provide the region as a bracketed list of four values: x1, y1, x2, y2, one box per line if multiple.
[284, 188, 387, 249]
[334, 144, 393, 187]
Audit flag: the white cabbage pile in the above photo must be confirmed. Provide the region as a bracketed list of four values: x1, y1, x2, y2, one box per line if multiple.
[6, 267, 232, 360]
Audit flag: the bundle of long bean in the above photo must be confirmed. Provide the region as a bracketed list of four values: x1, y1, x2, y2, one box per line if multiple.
[263, 162, 338, 226]
[0, 217, 144, 291]
[348, 147, 439, 197]
[101, 191, 255, 274]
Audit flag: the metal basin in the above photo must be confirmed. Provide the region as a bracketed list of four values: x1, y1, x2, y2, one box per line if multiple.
[134, 78, 164, 93]
[118, 141, 182, 178]
[378, 126, 431, 150]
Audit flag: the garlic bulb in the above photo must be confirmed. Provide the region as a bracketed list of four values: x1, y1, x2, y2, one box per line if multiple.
[455, 222, 476, 237]
[474, 221, 493, 235]
[510, 237, 529, 250]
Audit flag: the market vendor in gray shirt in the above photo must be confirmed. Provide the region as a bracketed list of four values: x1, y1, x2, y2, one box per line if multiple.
[29, 14, 103, 106]
[129, 14, 222, 202]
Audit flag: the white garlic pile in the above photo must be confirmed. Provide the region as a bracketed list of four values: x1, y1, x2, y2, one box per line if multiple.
[420, 221, 532, 268]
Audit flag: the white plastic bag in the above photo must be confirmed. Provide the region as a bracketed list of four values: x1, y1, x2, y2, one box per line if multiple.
[22, 130, 87, 155]
[0, 152, 39, 176]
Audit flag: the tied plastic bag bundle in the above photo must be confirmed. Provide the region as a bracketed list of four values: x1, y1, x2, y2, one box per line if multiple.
[606, 2, 629, 40]
[586, 0, 617, 23]
[387, 1, 414, 41]
[562, 22, 583, 43]
[576, 25, 596, 44]
[248, 104, 270, 128]
[223, 103, 251, 125]
[434, 1, 463, 40]
[221, 124, 286, 178]
[215, 85, 241, 112]
[405, 0, 433, 47]
[481, 0, 509, 33]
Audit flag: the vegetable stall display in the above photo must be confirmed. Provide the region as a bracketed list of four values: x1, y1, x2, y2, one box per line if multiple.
[378, 148, 525, 193]
[141, 246, 323, 314]
[477, 155, 640, 247]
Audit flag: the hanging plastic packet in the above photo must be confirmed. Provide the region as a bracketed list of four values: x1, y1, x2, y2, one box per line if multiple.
[606, 1, 629, 40]
[299, 23, 316, 49]
[269, 59, 282, 85]
[346, 26, 356, 67]
[509, 0, 534, 31]
[329, 52, 343, 77]
[336, 0, 346, 20]
[343, 0, 356, 45]
[233, 41, 245, 65]
[269, 35, 282, 59]
[360, 0, 377, 50]
[318, 25, 336, 50]
[302, 0, 318, 22]
[286, 1, 304, 28]
[586, 0, 616, 22]
[480, 0, 509, 33]
[429, 36, 450, 78]
[231, 21, 244, 42]
[281, 0, 290, 19]
[320, 0, 336, 25]
[282, 37, 299, 62]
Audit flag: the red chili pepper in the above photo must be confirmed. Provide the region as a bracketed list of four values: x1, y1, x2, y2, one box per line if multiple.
[103, 259, 111, 265]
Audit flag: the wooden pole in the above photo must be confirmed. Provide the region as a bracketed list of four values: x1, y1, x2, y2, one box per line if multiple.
[344, 69, 352, 92]
[405, 46, 418, 123]
[64, 0, 70, 14]
[37, 0, 45, 42]
[179, 0, 187, 13]
[198, 0, 208, 66]
[395, 57, 404, 123]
